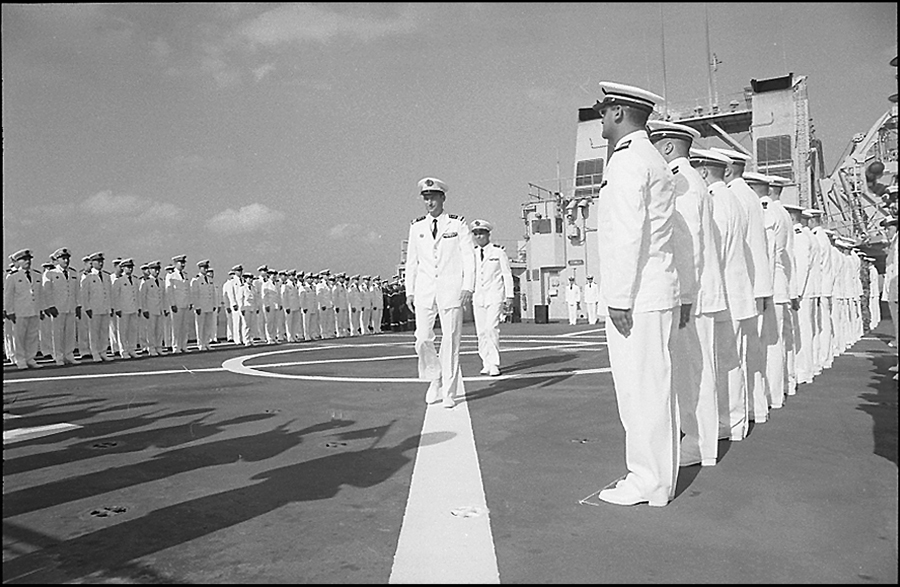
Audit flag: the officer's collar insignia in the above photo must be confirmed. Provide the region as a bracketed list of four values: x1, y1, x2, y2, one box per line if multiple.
[412, 215, 426, 224]
[449, 214, 461, 220]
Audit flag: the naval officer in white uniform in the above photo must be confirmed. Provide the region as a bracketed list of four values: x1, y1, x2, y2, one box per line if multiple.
[593, 82, 682, 508]
[649, 121, 727, 468]
[404, 177, 476, 409]
[471, 219, 514, 377]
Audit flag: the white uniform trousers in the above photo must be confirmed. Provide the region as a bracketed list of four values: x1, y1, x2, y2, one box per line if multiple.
[76, 313, 89, 356]
[337, 306, 351, 337]
[195, 311, 215, 350]
[302, 309, 316, 340]
[230, 309, 244, 344]
[51, 311, 77, 363]
[117, 312, 138, 356]
[888, 298, 899, 348]
[870, 293, 881, 328]
[674, 313, 718, 466]
[473, 302, 504, 372]
[285, 310, 301, 341]
[414, 300, 466, 402]
[39, 314, 52, 357]
[715, 315, 750, 441]
[373, 306, 384, 333]
[585, 302, 599, 325]
[746, 303, 768, 424]
[567, 303, 578, 325]
[606, 308, 678, 505]
[170, 306, 190, 351]
[795, 297, 815, 384]
[238, 310, 256, 346]
[13, 315, 41, 368]
[817, 297, 834, 370]
[361, 307, 373, 334]
[318, 307, 334, 338]
[275, 309, 286, 341]
[784, 306, 797, 396]
[4, 320, 16, 360]
[89, 312, 112, 359]
[763, 303, 786, 410]
[109, 315, 123, 355]
[224, 308, 233, 341]
[145, 314, 165, 353]
[810, 298, 823, 374]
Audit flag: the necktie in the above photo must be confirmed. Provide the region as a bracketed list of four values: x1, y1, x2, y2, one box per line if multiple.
[129, 276, 133, 286]
[98, 272, 102, 282]
[480, 247, 484, 261]
[156, 278, 160, 288]
[26, 271, 31, 283]
[432, 218, 438, 239]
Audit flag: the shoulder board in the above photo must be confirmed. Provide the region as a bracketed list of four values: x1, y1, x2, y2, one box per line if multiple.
[599, 180, 608, 189]
[411, 215, 426, 225]
[794, 227, 802, 233]
[671, 165, 679, 175]
[449, 214, 463, 220]
[613, 139, 631, 153]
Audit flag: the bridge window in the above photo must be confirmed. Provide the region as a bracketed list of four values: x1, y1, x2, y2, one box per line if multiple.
[757, 135, 793, 180]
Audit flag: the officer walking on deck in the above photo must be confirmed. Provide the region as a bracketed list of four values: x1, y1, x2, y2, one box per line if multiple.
[592, 82, 682, 507]
[583, 276, 602, 325]
[405, 177, 475, 409]
[471, 219, 514, 377]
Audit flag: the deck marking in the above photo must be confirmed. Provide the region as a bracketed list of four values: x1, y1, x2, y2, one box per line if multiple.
[3, 422, 82, 445]
[559, 327, 606, 337]
[389, 397, 499, 584]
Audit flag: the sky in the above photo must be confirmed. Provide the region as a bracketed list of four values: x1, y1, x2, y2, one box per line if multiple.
[3, 3, 897, 280]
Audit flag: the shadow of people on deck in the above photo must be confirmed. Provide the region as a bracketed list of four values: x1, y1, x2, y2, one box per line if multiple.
[3, 416, 347, 518]
[857, 352, 899, 466]
[2, 430, 454, 582]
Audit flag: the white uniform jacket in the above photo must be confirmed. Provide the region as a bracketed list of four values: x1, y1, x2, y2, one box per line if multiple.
[166, 269, 191, 308]
[4, 268, 44, 317]
[282, 281, 300, 312]
[82, 269, 113, 314]
[708, 181, 756, 321]
[404, 212, 476, 311]
[596, 130, 680, 313]
[315, 281, 334, 310]
[670, 158, 725, 315]
[812, 227, 835, 298]
[564, 284, 582, 306]
[140, 276, 168, 316]
[190, 274, 218, 312]
[791, 224, 813, 299]
[473, 243, 514, 307]
[729, 177, 774, 299]
[223, 276, 240, 309]
[112, 274, 140, 314]
[762, 197, 792, 305]
[43, 266, 80, 313]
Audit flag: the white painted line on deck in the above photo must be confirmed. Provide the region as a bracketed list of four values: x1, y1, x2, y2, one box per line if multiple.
[3, 422, 82, 445]
[559, 327, 606, 337]
[389, 398, 499, 584]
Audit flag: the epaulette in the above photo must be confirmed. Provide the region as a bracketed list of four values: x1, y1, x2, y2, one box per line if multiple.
[449, 214, 463, 220]
[671, 165, 679, 175]
[794, 226, 802, 234]
[613, 139, 631, 153]
[600, 180, 608, 189]
[411, 215, 426, 225]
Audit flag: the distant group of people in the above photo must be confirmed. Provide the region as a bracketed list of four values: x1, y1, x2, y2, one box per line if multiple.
[585, 81, 898, 508]
[3, 249, 397, 369]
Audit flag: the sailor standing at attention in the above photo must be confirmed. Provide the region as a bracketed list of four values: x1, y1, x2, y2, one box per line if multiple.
[4, 249, 45, 370]
[43, 248, 81, 366]
[139, 261, 167, 356]
[712, 147, 774, 426]
[648, 121, 726, 468]
[564, 276, 581, 325]
[76, 255, 92, 359]
[166, 254, 191, 353]
[190, 260, 217, 351]
[84, 251, 115, 362]
[405, 177, 475, 409]
[742, 172, 783, 415]
[583, 276, 602, 325]
[471, 219, 514, 377]
[38, 262, 55, 359]
[592, 82, 682, 507]
[112, 258, 140, 359]
[689, 148, 755, 442]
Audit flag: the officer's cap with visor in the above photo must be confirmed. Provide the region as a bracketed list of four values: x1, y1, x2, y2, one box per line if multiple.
[647, 120, 700, 142]
[418, 177, 448, 196]
[743, 171, 772, 185]
[50, 247, 71, 260]
[689, 148, 731, 168]
[595, 81, 663, 115]
[470, 219, 493, 233]
[710, 147, 752, 163]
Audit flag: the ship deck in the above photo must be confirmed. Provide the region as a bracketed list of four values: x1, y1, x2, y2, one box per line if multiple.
[3, 318, 897, 584]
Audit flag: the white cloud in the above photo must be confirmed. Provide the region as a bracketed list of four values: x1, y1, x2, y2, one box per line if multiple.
[79, 190, 183, 220]
[206, 203, 285, 234]
[253, 63, 276, 82]
[329, 223, 383, 243]
[239, 4, 421, 47]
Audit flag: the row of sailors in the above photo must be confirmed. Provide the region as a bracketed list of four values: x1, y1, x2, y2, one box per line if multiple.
[3, 250, 386, 369]
[643, 121, 899, 467]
